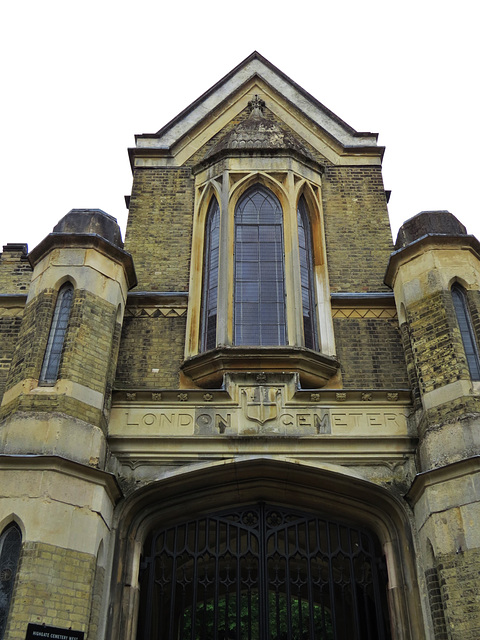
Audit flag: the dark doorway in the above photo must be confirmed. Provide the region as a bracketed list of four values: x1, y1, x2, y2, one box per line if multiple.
[137, 504, 391, 640]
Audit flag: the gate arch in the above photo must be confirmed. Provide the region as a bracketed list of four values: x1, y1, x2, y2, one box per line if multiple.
[137, 502, 391, 640]
[107, 458, 424, 640]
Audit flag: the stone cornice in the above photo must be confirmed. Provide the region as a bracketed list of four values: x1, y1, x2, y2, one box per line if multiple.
[384, 234, 480, 288]
[180, 346, 340, 389]
[108, 435, 418, 471]
[29, 233, 137, 290]
[0, 454, 123, 504]
[406, 455, 480, 506]
[112, 387, 412, 405]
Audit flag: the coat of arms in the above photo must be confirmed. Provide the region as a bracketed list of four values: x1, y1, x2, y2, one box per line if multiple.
[241, 385, 282, 425]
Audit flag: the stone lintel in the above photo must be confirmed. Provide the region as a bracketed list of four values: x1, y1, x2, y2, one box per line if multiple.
[107, 436, 417, 474]
[0, 293, 27, 308]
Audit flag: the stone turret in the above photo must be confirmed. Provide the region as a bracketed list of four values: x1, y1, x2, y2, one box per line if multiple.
[386, 210, 480, 636]
[0, 209, 135, 639]
[0, 209, 136, 467]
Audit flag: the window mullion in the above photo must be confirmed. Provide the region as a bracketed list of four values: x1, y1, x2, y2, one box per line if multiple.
[217, 173, 231, 346]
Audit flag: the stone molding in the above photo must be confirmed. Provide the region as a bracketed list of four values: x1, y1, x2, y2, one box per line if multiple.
[332, 307, 397, 319]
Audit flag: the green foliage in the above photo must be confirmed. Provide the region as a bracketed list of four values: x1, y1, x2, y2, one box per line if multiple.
[182, 591, 333, 639]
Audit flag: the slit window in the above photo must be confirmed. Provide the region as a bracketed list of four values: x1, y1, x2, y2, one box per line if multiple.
[201, 199, 220, 351]
[40, 282, 74, 384]
[0, 524, 22, 640]
[297, 196, 317, 349]
[452, 284, 480, 380]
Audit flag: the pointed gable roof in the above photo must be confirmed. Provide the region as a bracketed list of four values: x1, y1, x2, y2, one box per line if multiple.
[131, 52, 383, 167]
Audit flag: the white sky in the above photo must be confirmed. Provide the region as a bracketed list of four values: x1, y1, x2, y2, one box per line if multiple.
[1, 0, 478, 253]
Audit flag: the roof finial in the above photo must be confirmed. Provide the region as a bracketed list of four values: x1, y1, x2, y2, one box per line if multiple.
[248, 94, 266, 117]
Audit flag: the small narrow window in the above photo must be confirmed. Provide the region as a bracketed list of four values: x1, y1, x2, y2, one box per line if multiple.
[201, 199, 220, 351]
[452, 284, 480, 380]
[297, 197, 317, 349]
[40, 282, 74, 384]
[0, 524, 22, 640]
[234, 186, 286, 346]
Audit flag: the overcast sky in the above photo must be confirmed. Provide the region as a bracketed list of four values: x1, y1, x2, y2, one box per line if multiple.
[1, 0, 478, 253]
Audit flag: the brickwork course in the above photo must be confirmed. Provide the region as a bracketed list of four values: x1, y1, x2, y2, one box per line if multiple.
[5, 542, 96, 640]
[1, 53, 480, 640]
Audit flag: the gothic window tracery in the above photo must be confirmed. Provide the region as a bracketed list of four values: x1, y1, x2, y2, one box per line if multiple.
[234, 186, 286, 346]
[198, 182, 322, 353]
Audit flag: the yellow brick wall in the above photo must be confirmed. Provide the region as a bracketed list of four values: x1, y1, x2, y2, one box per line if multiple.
[0, 311, 23, 403]
[407, 290, 470, 396]
[333, 317, 408, 388]
[115, 314, 187, 389]
[0, 245, 31, 293]
[323, 165, 393, 292]
[437, 547, 480, 639]
[125, 167, 195, 292]
[5, 542, 96, 640]
[4, 289, 117, 396]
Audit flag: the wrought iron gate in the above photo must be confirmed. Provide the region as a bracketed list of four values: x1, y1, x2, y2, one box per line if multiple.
[138, 504, 391, 640]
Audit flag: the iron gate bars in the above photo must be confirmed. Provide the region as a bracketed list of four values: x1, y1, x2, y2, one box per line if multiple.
[138, 504, 391, 640]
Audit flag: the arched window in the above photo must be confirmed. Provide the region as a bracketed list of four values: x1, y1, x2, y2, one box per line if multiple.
[452, 284, 480, 380]
[40, 282, 74, 384]
[297, 196, 317, 349]
[201, 198, 220, 351]
[234, 186, 286, 346]
[0, 524, 22, 640]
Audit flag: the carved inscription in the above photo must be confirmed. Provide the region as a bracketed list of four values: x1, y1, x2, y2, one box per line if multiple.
[195, 411, 232, 435]
[330, 411, 403, 432]
[125, 411, 195, 435]
[111, 406, 407, 437]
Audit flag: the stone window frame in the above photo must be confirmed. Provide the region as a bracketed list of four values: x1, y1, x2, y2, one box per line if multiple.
[39, 281, 74, 385]
[451, 282, 480, 380]
[187, 168, 335, 359]
[0, 523, 22, 640]
[201, 197, 221, 352]
[233, 184, 287, 347]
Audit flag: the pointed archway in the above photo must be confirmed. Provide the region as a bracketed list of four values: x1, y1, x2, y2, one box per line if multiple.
[107, 458, 424, 640]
